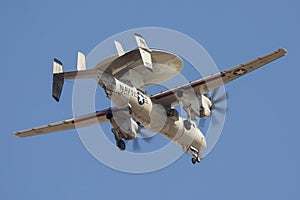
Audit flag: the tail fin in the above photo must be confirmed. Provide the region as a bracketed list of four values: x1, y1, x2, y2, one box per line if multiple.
[52, 52, 96, 102]
[52, 58, 64, 102]
[134, 33, 153, 71]
[114, 41, 125, 56]
[77, 52, 86, 71]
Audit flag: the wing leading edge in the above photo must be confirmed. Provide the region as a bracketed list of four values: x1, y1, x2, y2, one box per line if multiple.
[151, 48, 287, 107]
[13, 108, 112, 138]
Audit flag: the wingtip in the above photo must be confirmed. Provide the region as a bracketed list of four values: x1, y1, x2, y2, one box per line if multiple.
[12, 132, 22, 138]
[278, 48, 288, 56]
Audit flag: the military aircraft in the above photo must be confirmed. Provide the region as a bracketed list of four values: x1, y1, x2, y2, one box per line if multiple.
[13, 34, 287, 164]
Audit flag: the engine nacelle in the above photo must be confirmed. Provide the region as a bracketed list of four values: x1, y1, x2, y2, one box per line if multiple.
[177, 90, 212, 119]
[161, 117, 206, 153]
[199, 95, 212, 118]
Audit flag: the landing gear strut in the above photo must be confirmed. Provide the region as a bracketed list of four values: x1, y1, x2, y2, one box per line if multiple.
[107, 112, 127, 151]
[190, 146, 202, 164]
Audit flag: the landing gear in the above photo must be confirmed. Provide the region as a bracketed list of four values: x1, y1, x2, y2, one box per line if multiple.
[107, 111, 133, 151]
[191, 157, 201, 164]
[106, 112, 113, 120]
[116, 139, 126, 151]
[191, 157, 198, 164]
[112, 129, 126, 151]
[190, 146, 202, 164]
[167, 108, 179, 121]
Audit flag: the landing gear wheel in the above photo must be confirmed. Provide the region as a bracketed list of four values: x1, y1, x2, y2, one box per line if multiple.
[116, 140, 126, 151]
[184, 120, 191, 130]
[106, 112, 113, 120]
[191, 157, 197, 164]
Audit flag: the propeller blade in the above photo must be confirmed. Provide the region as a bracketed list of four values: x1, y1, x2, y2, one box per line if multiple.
[211, 113, 220, 127]
[137, 122, 157, 143]
[199, 118, 206, 129]
[140, 130, 156, 143]
[210, 87, 219, 99]
[210, 87, 228, 113]
[213, 94, 226, 105]
[200, 87, 228, 131]
[132, 139, 140, 151]
[212, 104, 227, 113]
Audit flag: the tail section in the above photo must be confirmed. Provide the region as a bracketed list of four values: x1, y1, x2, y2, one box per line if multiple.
[77, 52, 86, 71]
[134, 33, 153, 71]
[51, 34, 153, 102]
[53, 58, 63, 73]
[114, 41, 125, 56]
[52, 52, 96, 102]
[52, 59, 64, 102]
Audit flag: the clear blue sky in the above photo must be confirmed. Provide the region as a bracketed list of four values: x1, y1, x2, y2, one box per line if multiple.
[1, 0, 299, 199]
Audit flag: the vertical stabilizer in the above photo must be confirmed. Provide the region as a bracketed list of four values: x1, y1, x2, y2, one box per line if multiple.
[53, 58, 63, 74]
[134, 34, 153, 71]
[114, 41, 125, 56]
[52, 59, 64, 102]
[134, 33, 151, 51]
[77, 52, 86, 71]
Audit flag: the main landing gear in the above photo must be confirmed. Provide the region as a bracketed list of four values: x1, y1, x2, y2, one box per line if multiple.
[111, 127, 126, 151]
[106, 112, 127, 151]
[116, 139, 126, 151]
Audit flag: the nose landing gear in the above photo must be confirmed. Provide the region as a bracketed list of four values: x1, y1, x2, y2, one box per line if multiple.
[190, 146, 202, 164]
[191, 157, 201, 164]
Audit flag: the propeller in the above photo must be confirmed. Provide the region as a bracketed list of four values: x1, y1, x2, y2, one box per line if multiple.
[199, 117, 206, 129]
[132, 122, 156, 151]
[199, 87, 228, 130]
[132, 138, 141, 151]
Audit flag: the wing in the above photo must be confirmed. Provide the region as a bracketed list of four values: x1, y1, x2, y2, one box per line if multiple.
[151, 48, 287, 107]
[13, 108, 112, 138]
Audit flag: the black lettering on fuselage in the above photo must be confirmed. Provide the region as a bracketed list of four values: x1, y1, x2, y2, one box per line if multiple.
[119, 84, 134, 96]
